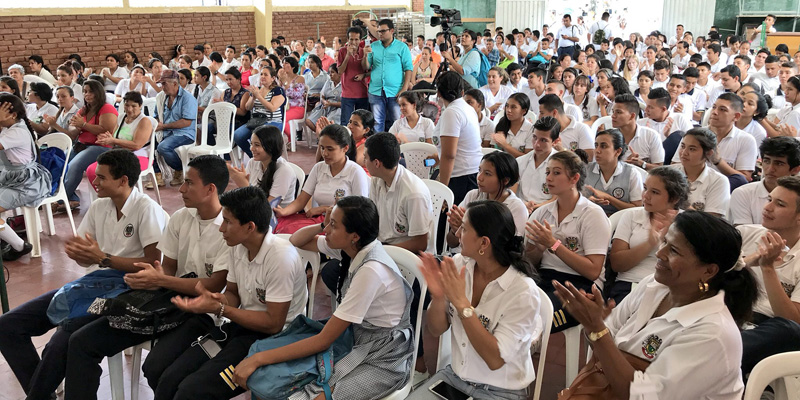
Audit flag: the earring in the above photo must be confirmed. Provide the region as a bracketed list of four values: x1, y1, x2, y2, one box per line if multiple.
[698, 281, 709, 293]
[478, 249, 485, 256]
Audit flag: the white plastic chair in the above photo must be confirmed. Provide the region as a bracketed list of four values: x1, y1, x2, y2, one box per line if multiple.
[400, 142, 437, 180]
[275, 233, 321, 318]
[481, 147, 500, 156]
[22, 133, 76, 258]
[287, 87, 310, 152]
[287, 161, 306, 191]
[609, 206, 640, 233]
[421, 179, 454, 256]
[108, 210, 170, 400]
[743, 351, 800, 400]
[187, 102, 238, 162]
[137, 117, 162, 205]
[525, 109, 538, 124]
[380, 246, 427, 400]
[563, 325, 584, 386]
[142, 97, 157, 118]
[701, 108, 711, 127]
[533, 287, 554, 400]
[590, 115, 612, 134]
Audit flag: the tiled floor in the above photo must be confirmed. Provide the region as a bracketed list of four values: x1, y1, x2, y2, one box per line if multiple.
[0, 143, 575, 400]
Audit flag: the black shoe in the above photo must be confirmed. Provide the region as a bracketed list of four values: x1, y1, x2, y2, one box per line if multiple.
[3, 242, 33, 261]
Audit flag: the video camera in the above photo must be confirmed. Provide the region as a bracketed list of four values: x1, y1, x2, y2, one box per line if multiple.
[430, 4, 462, 31]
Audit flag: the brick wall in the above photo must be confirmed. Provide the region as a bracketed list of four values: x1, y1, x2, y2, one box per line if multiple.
[0, 12, 255, 73]
[271, 10, 354, 45]
[412, 0, 424, 12]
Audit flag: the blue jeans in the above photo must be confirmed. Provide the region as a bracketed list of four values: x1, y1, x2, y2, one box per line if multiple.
[741, 316, 800, 375]
[233, 121, 283, 158]
[156, 134, 194, 172]
[340, 97, 370, 125]
[557, 45, 575, 60]
[64, 144, 110, 202]
[368, 92, 400, 132]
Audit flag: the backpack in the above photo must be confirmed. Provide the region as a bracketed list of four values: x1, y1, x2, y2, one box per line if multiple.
[469, 48, 491, 87]
[247, 315, 354, 400]
[39, 146, 66, 195]
[593, 22, 608, 45]
[86, 272, 197, 336]
[47, 269, 128, 325]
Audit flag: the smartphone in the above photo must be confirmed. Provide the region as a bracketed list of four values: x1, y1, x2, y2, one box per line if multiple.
[194, 335, 222, 359]
[424, 158, 436, 167]
[429, 380, 473, 400]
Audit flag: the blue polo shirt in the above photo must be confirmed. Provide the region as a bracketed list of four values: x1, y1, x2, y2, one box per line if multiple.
[367, 38, 413, 97]
[154, 88, 197, 140]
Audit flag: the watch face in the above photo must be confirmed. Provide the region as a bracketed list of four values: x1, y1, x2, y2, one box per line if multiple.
[462, 307, 474, 318]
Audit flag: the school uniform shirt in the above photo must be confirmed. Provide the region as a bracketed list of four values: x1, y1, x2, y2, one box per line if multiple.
[584, 161, 644, 204]
[612, 208, 659, 283]
[740, 119, 767, 148]
[670, 94, 695, 121]
[388, 116, 435, 143]
[227, 231, 306, 329]
[638, 113, 693, 141]
[55, 104, 80, 133]
[709, 59, 725, 74]
[564, 103, 584, 123]
[502, 44, 519, 62]
[651, 78, 669, 90]
[246, 157, 297, 208]
[671, 125, 757, 173]
[606, 275, 745, 400]
[158, 207, 229, 278]
[771, 94, 786, 110]
[302, 159, 369, 208]
[673, 163, 730, 215]
[559, 115, 595, 153]
[478, 114, 498, 143]
[77, 187, 166, 274]
[521, 87, 546, 111]
[318, 238, 407, 327]
[505, 80, 525, 93]
[460, 189, 528, 236]
[564, 95, 600, 122]
[738, 224, 800, 318]
[448, 254, 540, 390]
[528, 195, 612, 276]
[433, 97, 483, 178]
[489, 119, 535, 153]
[705, 85, 736, 110]
[104, 67, 130, 92]
[479, 85, 515, 116]
[52, 82, 84, 107]
[0, 121, 36, 165]
[516, 149, 556, 204]
[729, 181, 770, 225]
[776, 102, 800, 134]
[671, 54, 690, 71]
[369, 165, 434, 245]
[622, 125, 665, 164]
[753, 73, 781, 95]
[687, 88, 708, 114]
[24, 102, 58, 126]
[694, 79, 719, 99]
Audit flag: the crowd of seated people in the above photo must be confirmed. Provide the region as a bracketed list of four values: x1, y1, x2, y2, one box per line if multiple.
[2, 12, 800, 400]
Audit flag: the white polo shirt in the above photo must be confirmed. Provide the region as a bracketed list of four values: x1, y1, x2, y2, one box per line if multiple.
[670, 94, 695, 120]
[622, 125, 665, 164]
[448, 254, 540, 390]
[688, 88, 708, 112]
[606, 275, 745, 399]
[478, 114, 498, 143]
[302, 159, 369, 208]
[246, 157, 297, 208]
[729, 181, 770, 225]
[369, 165, 434, 245]
[157, 207, 229, 278]
[559, 115, 594, 152]
[505, 80, 526, 93]
[388, 116, 435, 143]
[516, 149, 556, 204]
[638, 112, 693, 141]
[318, 238, 407, 327]
[489, 119, 535, 153]
[460, 189, 528, 236]
[671, 125, 757, 172]
[227, 231, 306, 328]
[479, 85, 515, 116]
[612, 207, 658, 283]
[564, 95, 600, 122]
[673, 163, 730, 215]
[77, 188, 166, 274]
[564, 103, 584, 123]
[776, 102, 800, 134]
[528, 195, 611, 276]
[738, 224, 800, 317]
[741, 119, 767, 148]
[434, 97, 483, 178]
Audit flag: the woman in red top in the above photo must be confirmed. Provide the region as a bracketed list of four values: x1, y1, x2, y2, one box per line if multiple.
[62, 79, 118, 210]
[239, 53, 258, 89]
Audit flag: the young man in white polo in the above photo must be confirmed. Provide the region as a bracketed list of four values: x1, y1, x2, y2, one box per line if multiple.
[0, 149, 166, 400]
[730, 137, 800, 225]
[611, 94, 665, 171]
[64, 155, 231, 399]
[538, 93, 594, 161]
[516, 116, 560, 213]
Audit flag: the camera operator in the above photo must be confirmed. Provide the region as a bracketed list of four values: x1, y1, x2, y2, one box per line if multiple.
[362, 19, 414, 132]
[442, 29, 482, 89]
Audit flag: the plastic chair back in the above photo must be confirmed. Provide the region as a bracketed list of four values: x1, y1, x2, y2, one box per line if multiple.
[200, 102, 237, 149]
[422, 179, 454, 255]
[590, 115, 612, 134]
[533, 287, 554, 400]
[743, 351, 800, 400]
[481, 147, 501, 156]
[400, 142, 437, 180]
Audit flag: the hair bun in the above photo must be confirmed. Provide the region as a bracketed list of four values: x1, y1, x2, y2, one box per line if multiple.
[504, 235, 524, 253]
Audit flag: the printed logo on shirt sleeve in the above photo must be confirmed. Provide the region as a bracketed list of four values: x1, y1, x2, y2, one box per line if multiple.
[256, 288, 267, 304]
[691, 201, 706, 212]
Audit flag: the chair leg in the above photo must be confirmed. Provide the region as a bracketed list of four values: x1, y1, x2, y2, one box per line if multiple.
[108, 352, 125, 400]
[564, 325, 583, 386]
[64, 201, 77, 236]
[150, 171, 162, 205]
[131, 345, 143, 400]
[22, 207, 41, 258]
[44, 203, 55, 236]
[289, 121, 297, 153]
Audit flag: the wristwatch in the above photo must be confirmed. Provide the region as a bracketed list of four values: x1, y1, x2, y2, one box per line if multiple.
[459, 306, 475, 319]
[99, 253, 112, 269]
[587, 327, 610, 342]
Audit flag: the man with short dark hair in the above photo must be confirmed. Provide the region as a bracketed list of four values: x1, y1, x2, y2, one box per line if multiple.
[339, 26, 370, 126]
[192, 44, 210, 69]
[639, 87, 693, 162]
[538, 93, 594, 160]
[750, 14, 777, 42]
[517, 116, 561, 212]
[611, 94, 664, 170]
[706, 64, 743, 109]
[589, 11, 612, 48]
[753, 55, 782, 94]
[363, 18, 414, 131]
[0, 149, 166, 399]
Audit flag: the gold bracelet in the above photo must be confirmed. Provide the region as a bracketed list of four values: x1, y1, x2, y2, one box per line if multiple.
[217, 302, 225, 319]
